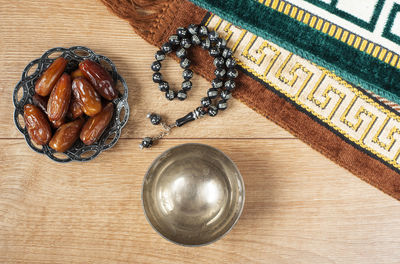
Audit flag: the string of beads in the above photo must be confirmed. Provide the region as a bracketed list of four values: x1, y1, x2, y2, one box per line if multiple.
[140, 24, 238, 149]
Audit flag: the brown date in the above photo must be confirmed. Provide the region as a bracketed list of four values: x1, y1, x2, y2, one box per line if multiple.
[24, 104, 52, 145]
[67, 97, 83, 120]
[80, 102, 114, 145]
[71, 69, 84, 79]
[51, 117, 66, 129]
[79, 59, 118, 100]
[72, 77, 102, 117]
[32, 94, 48, 115]
[35, 57, 68, 96]
[49, 118, 85, 152]
[47, 73, 71, 122]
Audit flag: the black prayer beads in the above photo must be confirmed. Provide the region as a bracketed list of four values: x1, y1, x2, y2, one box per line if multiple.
[142, 24, 238, 149]
[147, 113, 161, 125]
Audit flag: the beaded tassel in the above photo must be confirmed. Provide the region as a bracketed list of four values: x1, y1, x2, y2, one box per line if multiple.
[143, 24, 238, 148]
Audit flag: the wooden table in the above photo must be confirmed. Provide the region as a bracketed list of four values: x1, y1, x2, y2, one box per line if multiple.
[1, 1, 400, 263]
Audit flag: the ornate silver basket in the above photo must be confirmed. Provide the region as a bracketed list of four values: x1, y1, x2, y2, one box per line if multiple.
[13, 46, 129, 162]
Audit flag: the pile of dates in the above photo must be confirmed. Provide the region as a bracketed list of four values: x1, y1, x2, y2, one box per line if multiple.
[24, 57, 118, 152]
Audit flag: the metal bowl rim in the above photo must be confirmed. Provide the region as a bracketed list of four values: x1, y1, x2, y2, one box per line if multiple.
[141, 143, 245, 247]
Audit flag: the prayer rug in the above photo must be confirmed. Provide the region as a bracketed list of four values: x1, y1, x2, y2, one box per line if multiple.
[101, 0, 400, 200]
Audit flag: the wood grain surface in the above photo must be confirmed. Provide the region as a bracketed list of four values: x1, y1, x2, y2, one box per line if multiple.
[1, 1, 400, 263]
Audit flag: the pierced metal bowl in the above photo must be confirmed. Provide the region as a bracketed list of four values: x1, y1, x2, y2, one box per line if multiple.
[13, 46, 129, 162]
[142, 143, 245, 246]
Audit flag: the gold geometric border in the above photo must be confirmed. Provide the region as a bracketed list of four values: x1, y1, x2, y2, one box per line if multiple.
[206, 13, 400, 170]
[258, 0, 400, 68]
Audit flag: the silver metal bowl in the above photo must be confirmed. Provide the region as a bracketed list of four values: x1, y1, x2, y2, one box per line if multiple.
[142, 143, 245, 246]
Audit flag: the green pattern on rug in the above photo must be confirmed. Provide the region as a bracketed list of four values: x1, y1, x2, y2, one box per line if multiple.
[189, 0, 400, 105]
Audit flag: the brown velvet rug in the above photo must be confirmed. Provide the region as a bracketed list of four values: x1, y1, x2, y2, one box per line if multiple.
[100, 0, 400, 200]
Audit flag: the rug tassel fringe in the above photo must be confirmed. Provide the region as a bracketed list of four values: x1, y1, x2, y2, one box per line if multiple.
[100, 0, 168, 40]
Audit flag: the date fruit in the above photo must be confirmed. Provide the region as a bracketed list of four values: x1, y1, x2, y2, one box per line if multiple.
[35, 57, 68, 96]
[49, 118, 85, 152]
[24, 104, 52, 145]
[67, 97, 83, 120]
[32, 94, 48, 115]
[24, 57, 121, 154]
[72, 77, 102, 117]
[51, 117, 66, 129]
[71, 69, 84, 79]
[47, 73, 71, 122]
[80, 102, 114, 145]
[79, 59, 117, 100]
